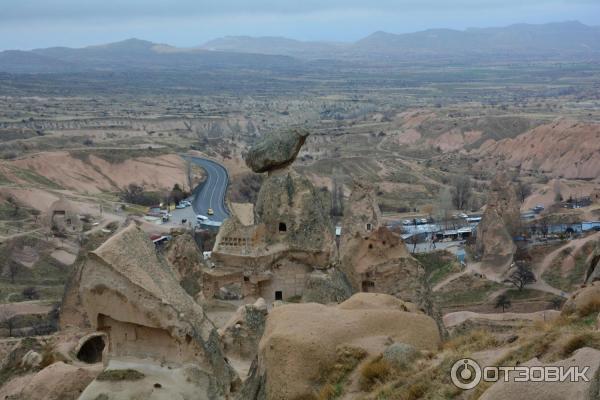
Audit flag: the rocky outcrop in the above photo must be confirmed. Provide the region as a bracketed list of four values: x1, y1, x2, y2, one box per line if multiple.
[562, 282, 600, 316]
[245, 129, 309, 173]
[301, 269, 354, 304]
[218, 298, 268, 360]
[254, 169, 336, 260]
[64, 224, 238, 398]
[164, 231, 205, 299]
[211, 165, 337, 302]
[240, 293, 440, 400]
[340, 226, 426, 304]
[475, 173, 520, 268]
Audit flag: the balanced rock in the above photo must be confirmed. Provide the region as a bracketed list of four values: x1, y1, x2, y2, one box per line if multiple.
[245, 129, 309, 173]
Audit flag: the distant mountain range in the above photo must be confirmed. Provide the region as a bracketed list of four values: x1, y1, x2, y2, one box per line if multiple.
[203, 21, 600, 61]
[1, 21, 599, 73]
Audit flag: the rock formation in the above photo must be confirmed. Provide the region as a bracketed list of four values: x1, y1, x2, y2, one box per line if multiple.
[164, 230, 205, 299]
[561, 281, 600, 316]
[338, 182, 426, 304]
[245, 128, 309, 173]
[475, 173, 520, 268]
[239, 293, 440, 400]
[61, 224, 238, 399]
[218, 298, 268, 360]
[211, 129, 338, 302]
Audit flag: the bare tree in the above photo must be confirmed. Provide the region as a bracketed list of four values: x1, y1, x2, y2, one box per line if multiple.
[504, 263, 536, 291]
[553, 179, 563, 203]
[494, 294, 512, 312]
[516, 181, 533, 204]
[451, 175, 472, 210]
[0, 308, 17, 337]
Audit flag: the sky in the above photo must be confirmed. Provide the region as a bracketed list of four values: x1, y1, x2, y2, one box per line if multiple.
[1, 0, 599, 50]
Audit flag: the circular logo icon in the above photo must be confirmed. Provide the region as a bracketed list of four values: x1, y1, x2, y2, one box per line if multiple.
[451, 358, 482, 390]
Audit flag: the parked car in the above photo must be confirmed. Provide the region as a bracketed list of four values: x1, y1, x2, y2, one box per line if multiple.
[207, 208, 214, 215]
[175, 203, 187, 209]
[196, 215, 208, 221]
[181, 200, 192, 207]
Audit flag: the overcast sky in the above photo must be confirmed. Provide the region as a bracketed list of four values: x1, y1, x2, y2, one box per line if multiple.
[1, 0, 599, 50]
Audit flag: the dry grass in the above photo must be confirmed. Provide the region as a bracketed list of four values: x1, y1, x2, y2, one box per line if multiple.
[560, 332, 600, 358]
[359, 356, 392, 391]
[577, 299, 600, 317]
[316, 346, 367, 400]
[444, 329, 499, 353]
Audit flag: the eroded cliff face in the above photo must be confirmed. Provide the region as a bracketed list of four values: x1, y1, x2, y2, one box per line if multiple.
[475, 173, 520, 269]
[63, 224, 238, 399]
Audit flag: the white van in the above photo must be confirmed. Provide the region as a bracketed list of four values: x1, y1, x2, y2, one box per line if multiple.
[196, 215, 208, 221]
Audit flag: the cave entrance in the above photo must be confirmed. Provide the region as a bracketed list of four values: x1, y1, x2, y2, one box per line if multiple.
[275, 290, 283, 301]
[76, 335, 105, 364]
[278, 222, 287, 232]
[361, 281, 375, 292]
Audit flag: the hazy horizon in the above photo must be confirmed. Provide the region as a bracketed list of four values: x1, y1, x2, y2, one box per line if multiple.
[1, 0, 600, 51]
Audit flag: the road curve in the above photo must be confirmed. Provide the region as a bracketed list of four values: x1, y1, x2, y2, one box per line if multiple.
[184, 156, 230, 222]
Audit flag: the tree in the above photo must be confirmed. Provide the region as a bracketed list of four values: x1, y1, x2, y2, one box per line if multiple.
[6, 196, 20, 217]
[553, 180, 563, 203]
[22, 286, 39, 300]
[0, 308, 17, 336]
[436, 187, 453, 229]
[170, 183, 186, 205]
[504, 262, 536, 291]
[516, 181, 532, 204]
[451, 175, 472, 210]
[494, 294, 512, 312]
[550, 296, 564, 310]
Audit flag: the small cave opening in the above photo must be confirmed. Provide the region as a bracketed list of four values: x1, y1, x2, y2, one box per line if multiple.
[278, 222, 287, 232]
[76, 335, 105, 364]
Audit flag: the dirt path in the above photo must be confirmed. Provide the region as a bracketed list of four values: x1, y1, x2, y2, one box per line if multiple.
[532, 232, 600, 297]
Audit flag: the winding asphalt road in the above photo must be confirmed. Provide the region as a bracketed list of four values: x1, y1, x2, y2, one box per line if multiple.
[185, 156, 230, 222]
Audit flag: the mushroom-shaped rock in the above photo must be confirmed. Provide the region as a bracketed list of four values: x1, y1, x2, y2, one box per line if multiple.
[245, 129, 309, 173]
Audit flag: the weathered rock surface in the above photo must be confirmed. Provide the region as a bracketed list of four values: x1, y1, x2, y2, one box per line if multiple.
[475, 173, 520, 268]
[240, 293, 440, 400]
[562, 282, 600, 316]
[480, 347, 600, 400]
[218, 298, 268, 360]
[338, 182, 426, 303]
[164, 231, 205, 299]
[301, 269, 354, 304]
[62, 224, 238, 398]
[340, 226, 426, 304]
[245, 129, 309, 173]
[1, 361, 101, 400]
